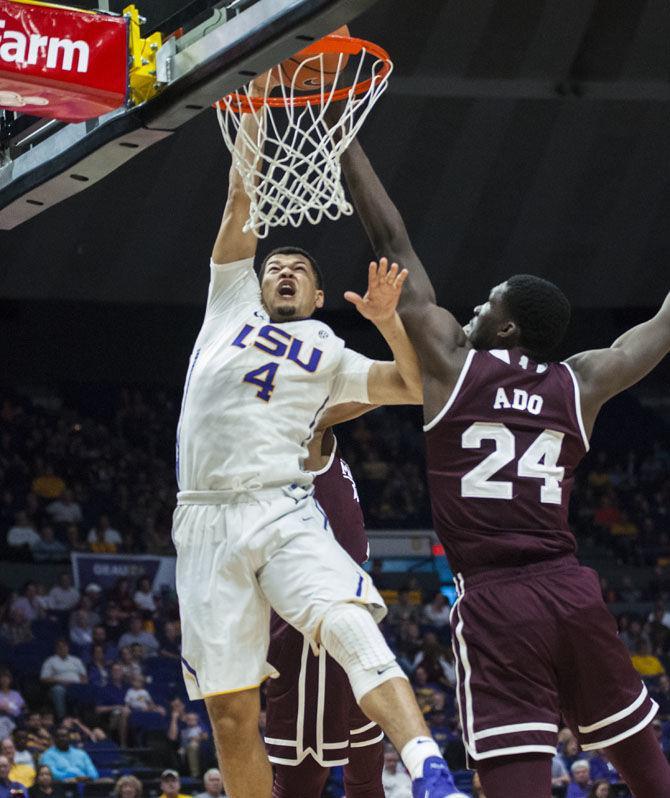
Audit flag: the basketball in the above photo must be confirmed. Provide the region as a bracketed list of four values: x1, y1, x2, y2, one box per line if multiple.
[274, 25, 351, 91]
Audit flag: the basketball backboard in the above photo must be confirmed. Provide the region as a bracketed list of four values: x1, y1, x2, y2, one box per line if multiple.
[0, 0, 383, 229]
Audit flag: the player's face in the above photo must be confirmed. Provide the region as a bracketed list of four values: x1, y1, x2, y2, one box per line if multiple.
[464, 283, 511, 349]
[260, 254, 324, 321]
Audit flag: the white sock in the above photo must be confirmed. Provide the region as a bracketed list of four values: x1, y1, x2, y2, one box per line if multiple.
[400, 736, 442, 780]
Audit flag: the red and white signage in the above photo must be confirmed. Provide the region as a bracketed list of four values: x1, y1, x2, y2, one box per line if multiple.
[0, 0, 128, 122]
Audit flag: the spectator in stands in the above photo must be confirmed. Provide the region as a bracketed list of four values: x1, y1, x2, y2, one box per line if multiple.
[610, 511, 641, 564]
[7, 513, 40, 555]
[193, 769, 223, 798]
[0, 739, 34, 787]
[112, 775, 142, 798]
[588, 750, 619, 782]
[118, 616, 159, 658]
[158, 770, 188, 798]
[168, 712, 207, 779]
[68, 611, 93, 648]
[9, 734, 33, 768]
[394, 621, 423, 674]
[551, 754, 570, 788]
[39, 640, 87, 720]
[87, 516, 121, 554]
[32, 528, 67, 564]
[0, 754, 28, 798]
[380, 747, 412, 798]
[422, 592, 451, 629]
[593, 494, 621, 537]
[587, 781, 613, 798]
[567, 760, 592, 798]
[94, 663, 130, 748]
[651, 673, 670, 718]
[63, 527, 85, 554]
[108, 580, 135, 619]
[87, 646, 108, 688]
[28, 765, 64, 798]
[651, 717, 667, 754]
[412, 666, 441, 715]
[132, 578, 156, 615]
[631, 638, 665, 677]
[102, 603, 124, 643]
[39, 728, 98, 783]
[22, 716, 51, 759]
[560, 734, 582, 771]
[413, 633, 455, 687]
[46, 491, 82, 528]
[387, 588, 421, 628]
[46, 576, 79, 614]
[34, 586, 50, 616]
[0, 672, 24, 720]
[11, 584, 44, 623]
[75, 595, 100, 629]
[158, 621, 181, 661]
[31, 464, 65, 502]
[117, 648, 141, 684]
[0, 608, 33, 647]
[124, 676, 165, 716]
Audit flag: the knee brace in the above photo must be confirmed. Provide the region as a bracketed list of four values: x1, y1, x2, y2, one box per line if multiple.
[319, 602, 407, 703]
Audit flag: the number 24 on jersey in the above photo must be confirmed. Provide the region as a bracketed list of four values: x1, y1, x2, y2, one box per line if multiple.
[461, 421, 565, 504]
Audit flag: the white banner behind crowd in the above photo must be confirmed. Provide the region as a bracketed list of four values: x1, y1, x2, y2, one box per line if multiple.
[70, 552, 176, 592]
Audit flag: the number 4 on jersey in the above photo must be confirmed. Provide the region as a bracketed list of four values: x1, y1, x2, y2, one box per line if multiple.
[243, 362, 279, 402]
[461, 422, 565, 504]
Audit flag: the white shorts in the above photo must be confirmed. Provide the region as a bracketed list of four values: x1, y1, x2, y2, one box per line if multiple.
[173, 484, 386, 699]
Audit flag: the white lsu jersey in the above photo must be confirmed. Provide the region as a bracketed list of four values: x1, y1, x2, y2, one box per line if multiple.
[176, 258, 374, 494]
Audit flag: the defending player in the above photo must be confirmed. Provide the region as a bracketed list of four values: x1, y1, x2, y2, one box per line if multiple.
[265, 407, 385, 798]
[338, 136, 670, 798]
[173, 73, 467, 798]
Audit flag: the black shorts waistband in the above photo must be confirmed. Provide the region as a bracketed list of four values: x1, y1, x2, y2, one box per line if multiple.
[456, 554, 580, 591]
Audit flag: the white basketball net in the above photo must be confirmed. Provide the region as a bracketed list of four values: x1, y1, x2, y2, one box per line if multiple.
[216, 43, 392, 239]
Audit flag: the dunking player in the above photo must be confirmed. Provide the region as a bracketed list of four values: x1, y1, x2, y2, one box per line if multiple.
[173, 73, 467, 798]
[265, 407, 385, 798]
[338, 137, 670, 797]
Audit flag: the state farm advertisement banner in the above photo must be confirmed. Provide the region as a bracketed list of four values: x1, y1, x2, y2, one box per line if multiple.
[0, 0, 128, 121]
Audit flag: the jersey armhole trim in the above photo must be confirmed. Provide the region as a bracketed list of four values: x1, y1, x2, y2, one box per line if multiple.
[310, 436, 337, 477]
[423, 349, 476, 432]
[210, 256, 255, 271]
[561, 361, 590, 452]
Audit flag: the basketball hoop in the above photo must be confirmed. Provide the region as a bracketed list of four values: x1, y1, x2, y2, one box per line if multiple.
[215, 34, 392, 239]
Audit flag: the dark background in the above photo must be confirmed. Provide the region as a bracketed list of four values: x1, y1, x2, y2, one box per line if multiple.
[1, 0, 669, 386]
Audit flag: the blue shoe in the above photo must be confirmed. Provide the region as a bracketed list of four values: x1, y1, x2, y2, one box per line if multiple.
[411, 756, 469, 798]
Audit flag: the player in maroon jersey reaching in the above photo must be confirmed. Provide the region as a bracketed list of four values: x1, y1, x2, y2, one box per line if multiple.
[337, 135, 670, 798]
[265, 407, 385, 798]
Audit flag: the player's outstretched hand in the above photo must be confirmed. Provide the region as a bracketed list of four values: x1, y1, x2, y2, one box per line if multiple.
[344, 258, 409, 324]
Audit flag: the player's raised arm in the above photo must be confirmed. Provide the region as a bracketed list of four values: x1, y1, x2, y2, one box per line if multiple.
[338, 137, 469, 387]
[211, 74, 277, 266]
[343, 258, 421, 405]
[567, 290, 670, 435]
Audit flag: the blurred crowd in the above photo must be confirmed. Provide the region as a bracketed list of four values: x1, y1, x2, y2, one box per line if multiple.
[0, 387, 668, 797]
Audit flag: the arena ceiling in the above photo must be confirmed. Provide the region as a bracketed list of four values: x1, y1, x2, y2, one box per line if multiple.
[1, 0, 669, 310]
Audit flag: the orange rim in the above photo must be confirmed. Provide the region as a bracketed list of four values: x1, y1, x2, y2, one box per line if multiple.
[216, 35, 391, 113]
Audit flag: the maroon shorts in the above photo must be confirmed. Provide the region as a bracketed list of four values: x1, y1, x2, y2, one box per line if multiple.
[265, 616, 382, 767]
[450, 556, 658, 763]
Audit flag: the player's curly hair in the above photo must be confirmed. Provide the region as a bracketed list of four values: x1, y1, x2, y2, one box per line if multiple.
[503, 274, 570, 360]
[258, 246, 324, 290]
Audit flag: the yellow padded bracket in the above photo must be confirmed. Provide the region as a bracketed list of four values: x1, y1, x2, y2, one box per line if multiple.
[124, 4, 163, 106]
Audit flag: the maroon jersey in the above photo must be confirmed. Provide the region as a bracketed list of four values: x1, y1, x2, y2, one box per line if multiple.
[312, 446, 368, 565]
[425, 348, 589, 576]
